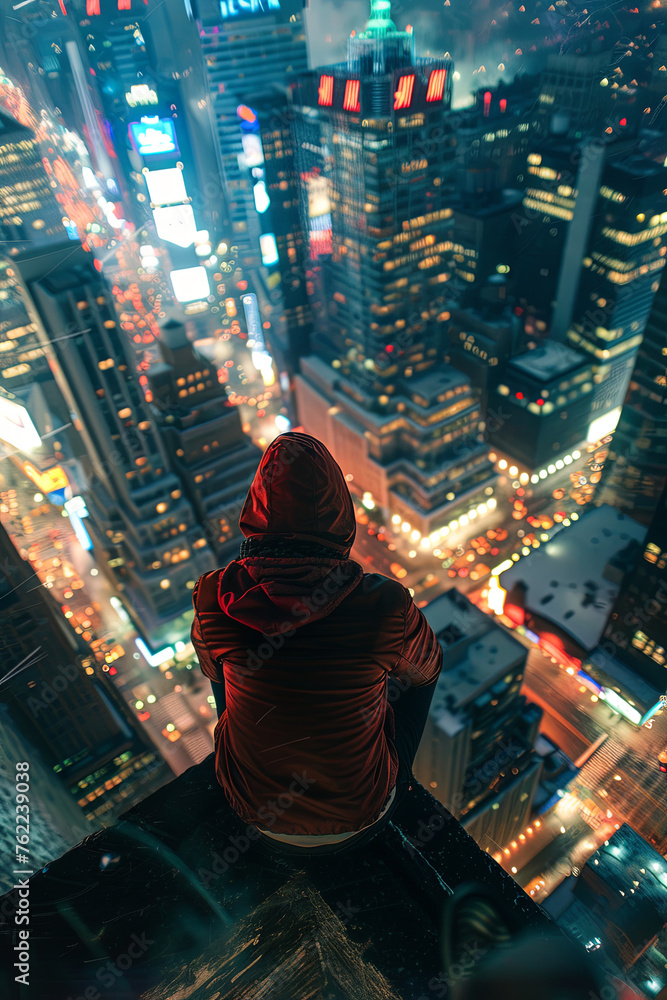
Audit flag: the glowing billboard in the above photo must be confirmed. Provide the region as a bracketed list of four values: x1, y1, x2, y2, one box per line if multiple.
[242, 293, 264, 349]
[170, 266, 210, 303]
[0, 394, 41, 451]
[152, 204, 197, 248]
[22, 461, 69, 494]
[64, 496, 93, 552]
[125, 84, 158, 107]
[220, 0, 280, 18]
[259, 233, 279, 267]
[129, 117, 178, 157]
[144, 167, 187, 206]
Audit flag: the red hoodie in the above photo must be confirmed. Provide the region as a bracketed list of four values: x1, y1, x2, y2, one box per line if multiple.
[191, 432, 442, 836]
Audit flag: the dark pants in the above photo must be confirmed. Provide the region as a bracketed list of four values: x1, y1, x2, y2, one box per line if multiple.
[209, 673, 438, 858]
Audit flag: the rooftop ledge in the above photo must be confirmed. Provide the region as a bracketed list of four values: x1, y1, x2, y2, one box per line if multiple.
[0, 754, 557, 1000]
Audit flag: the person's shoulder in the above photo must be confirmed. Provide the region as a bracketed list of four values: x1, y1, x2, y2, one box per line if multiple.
[354, 572, 409, 614]
[193, 568, 226, 611]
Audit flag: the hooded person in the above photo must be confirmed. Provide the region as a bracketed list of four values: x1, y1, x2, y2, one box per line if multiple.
[191, 431, 442, 851]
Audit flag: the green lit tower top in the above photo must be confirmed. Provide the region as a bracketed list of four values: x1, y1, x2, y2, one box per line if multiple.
[348, 0, 414, 74]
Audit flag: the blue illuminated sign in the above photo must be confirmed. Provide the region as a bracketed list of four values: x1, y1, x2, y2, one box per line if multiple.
[220, 0, 280, 18]
[128, 117, 179, 157]
[242, 293, 265, 350]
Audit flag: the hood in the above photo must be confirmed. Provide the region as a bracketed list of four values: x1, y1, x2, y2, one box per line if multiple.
[238, 431, 356, 554]
[217, 433, 363, 635]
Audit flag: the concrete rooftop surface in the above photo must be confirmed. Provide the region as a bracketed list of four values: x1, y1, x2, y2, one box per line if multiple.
[0, 753, 556, 1000]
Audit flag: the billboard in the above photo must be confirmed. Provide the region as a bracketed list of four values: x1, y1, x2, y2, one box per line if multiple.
[220, 0, 280, 18]
[0, 393, 42, 451]
[152, 205, 197, 248]
[144, 167, 187, 206]
[242, 293, 264, 349]
[129, 117, 179, 157]
[170, 266, 210, 303]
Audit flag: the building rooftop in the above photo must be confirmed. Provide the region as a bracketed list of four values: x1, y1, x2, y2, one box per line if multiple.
[0, 753, 555, 1000]
[499, 504, 647, 651]
[509, 341, 589, 383]
[424, 589, 526, 718]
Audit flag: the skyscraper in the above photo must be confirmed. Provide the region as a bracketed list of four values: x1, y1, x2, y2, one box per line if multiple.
[147, 318, 261, 561]
[0, 521, 168, 829]
[194, 0, 309, 266]
[12, 242, 216, 654]
[291, 2, 495, 532]
[598, 267, 667, 523]
[598, 480, 667, 695]
[0, 108, 65, 250]
[566, 151, 667, 419]
[414, 588, 543, 852]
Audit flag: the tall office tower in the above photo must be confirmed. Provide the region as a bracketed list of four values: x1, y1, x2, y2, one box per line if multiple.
[453, 75, 541, 192]
[597, 480, 667, 698]
[147, 318, 261, 562]
[0, 703, 93, 893]
[446, 277, 520, 418]
[292, 5, 496, 531]
[450, 190, 523, 294]
[414, 589, 543, 852]
[597, 269, 667, 524]
[0, 522, 168, 830]
[565, 151, 667, 419]
[0, 108, 65, 250]
[194, 0, 309, 266]
[536, 44, 623, 140]
[11, 242, 216, 654]
[513, 135, 605, 338]
[66, 0, 221, 234]
[488, 341, 596, 470]
[544, 825, 667, 985]
[253, 88, 313, 377]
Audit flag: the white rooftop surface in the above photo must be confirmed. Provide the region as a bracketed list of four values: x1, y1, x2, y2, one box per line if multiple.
[498, 504, 646, 651]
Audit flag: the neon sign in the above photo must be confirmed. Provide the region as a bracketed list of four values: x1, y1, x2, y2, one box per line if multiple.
[126, 84, 158, 107]
[343, 80, 361, 112]
[129, 117, 178, 157]
[426, 68, 447, 103]
[318, 75, 334, 107]
[220, 0, 280, 17]
[394, 75, 415, 111]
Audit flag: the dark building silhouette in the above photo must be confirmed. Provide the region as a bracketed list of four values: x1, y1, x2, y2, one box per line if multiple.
[0, 522, 167, 828]
[599, 267, 667, 523]
[147, 318, 260, 562]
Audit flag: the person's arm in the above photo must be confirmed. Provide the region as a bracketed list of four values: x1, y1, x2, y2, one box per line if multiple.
[390, 587, 443, 688]
[191, 576, 226, 717]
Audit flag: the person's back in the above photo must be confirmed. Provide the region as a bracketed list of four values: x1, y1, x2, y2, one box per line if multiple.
[192, 432, 442, 849]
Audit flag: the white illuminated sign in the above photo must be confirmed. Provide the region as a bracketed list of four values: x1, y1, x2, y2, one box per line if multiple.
[170, 266, 210, 303]
[135, 637, 175, 667]
[0, 394, 42, 452]
[587, 406, 621, 444]
[259, 232, 279, 266]
[144, 167, 187, 206]
[152, 204, 197, 248]
[125, 84, 158, 107]
[600, 687, 641, 725]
